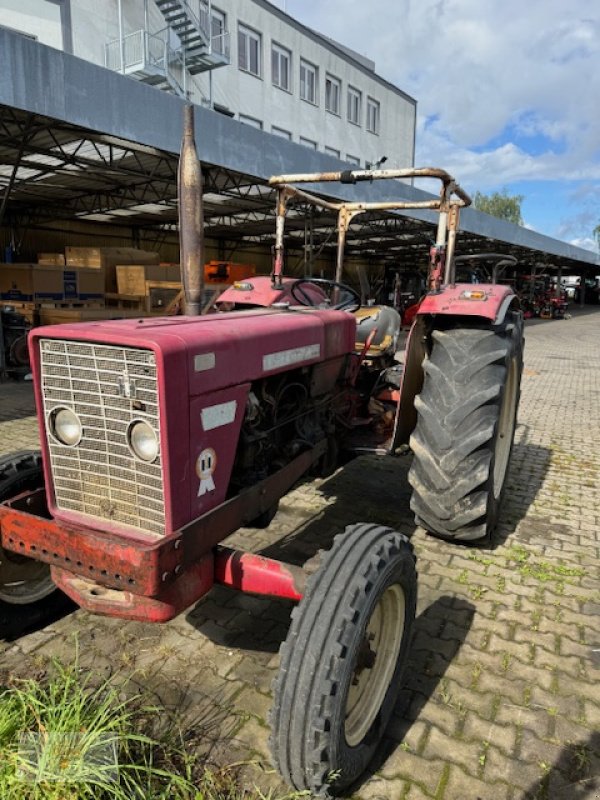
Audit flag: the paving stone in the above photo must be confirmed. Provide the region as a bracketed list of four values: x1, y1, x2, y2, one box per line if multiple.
[378, 747, 444, 795]
[461, 714, 518, 756]
[423, 724, 481, 778]
[518, 728, 566, 769]
[439, 764, 512, 800]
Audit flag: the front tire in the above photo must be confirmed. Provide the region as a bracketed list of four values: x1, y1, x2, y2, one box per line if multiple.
[408, 317, 523, 543]
[0, 451, 70, 639]
[270, 523, 417, 795]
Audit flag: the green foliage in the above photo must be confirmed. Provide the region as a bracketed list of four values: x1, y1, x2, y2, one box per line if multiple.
[0, 659, 302, 800]
[473, 188, 524, 225]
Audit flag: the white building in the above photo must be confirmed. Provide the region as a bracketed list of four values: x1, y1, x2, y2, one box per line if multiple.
[0, 0, 417, 169]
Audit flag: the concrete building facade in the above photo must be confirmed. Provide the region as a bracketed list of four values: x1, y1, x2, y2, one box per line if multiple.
[0, 0, 417, 170]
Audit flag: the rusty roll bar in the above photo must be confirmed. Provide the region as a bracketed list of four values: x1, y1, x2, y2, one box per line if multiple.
[268, 166, 472, 208]
[269, 167, 471, 288]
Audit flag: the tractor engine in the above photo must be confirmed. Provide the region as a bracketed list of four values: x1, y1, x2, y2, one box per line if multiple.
[230, 369, 337, 492]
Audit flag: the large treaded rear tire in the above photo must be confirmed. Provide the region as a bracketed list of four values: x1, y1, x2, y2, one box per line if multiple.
[408, 316, 523, 543]
[270, 523, 417, 795]
[0, 451, 70, 639]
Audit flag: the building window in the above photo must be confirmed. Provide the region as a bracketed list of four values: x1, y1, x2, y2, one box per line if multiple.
[272, 43, 291, 91]
[367, 97, 380, 134]
[238, 24, 261, 76]
[346, 154, 361, 166]
[239, 114, 263, 129]
[325, 146, 340, 159]
[211, 8, 227, 55]
[325, 74, 341, 115]
[347, 86, 362, 126]
[299, 136, 317, 150]
[300, 59, 318, 104]
[272, 126, 292, 140]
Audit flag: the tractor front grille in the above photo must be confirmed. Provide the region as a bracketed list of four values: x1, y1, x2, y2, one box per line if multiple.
[39, 338, 166, 537]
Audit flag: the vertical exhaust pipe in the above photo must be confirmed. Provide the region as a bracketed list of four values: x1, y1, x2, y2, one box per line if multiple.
[178, 104, 204, 316]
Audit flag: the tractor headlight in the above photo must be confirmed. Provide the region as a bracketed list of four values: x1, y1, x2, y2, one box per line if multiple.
[50, 407, 82, 446]
[128, 420, 159, 462]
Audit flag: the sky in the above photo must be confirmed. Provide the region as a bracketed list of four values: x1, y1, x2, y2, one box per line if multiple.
[277, 0, 600, 253]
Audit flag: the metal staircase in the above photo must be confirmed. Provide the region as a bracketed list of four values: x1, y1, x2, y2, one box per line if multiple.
[104, 0, 229, 100]
[105, 30, 187, 98]
[155, 0, 229, 74]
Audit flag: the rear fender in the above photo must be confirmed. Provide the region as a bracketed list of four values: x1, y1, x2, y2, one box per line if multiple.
[391, 315, 429, 448]
[390, 285, 520, 449]
[417, 283, 519, 324]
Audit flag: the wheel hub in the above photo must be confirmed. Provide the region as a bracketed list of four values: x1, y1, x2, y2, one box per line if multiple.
[345, 584, 406, 747]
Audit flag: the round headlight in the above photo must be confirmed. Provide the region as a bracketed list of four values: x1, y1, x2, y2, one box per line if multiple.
[51, 408, 82, 446]
[128, 420, 159, 462]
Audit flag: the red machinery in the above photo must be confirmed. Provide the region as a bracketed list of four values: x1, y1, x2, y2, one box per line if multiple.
[0, 108, 523, 794]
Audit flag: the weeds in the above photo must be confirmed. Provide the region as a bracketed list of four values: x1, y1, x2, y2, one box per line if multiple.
[0, 659, 300, 800]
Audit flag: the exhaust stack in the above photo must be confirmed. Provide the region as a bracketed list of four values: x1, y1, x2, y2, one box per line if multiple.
[178, 104, 204, 316]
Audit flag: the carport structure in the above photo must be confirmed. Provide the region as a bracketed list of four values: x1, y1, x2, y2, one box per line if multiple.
[1, 28, 598, 283]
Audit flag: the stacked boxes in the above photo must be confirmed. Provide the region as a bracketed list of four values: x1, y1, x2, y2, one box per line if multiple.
[0, 248, 161, 303]
[65, 247, 160, 293]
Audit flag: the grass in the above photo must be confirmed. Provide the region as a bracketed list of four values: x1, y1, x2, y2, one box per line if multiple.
[0, 658, 303, 800]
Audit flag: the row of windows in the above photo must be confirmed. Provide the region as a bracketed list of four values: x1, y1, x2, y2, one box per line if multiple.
[239, 115, 364, 165]
[237, 23, 381, 134]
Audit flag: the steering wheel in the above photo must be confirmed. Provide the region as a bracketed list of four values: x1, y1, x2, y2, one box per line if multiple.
[290, 278, 361, 312]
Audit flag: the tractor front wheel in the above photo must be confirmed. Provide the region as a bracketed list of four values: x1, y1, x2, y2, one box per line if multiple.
[0, 451, 70, 639]
[408, 317, 523, 543]
[270, 523, 417, 795]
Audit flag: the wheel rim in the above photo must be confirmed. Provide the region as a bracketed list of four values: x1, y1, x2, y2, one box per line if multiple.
[0, 547, 55, 604]
[493, 355, 519, 499]
[345, 584, 405, 747]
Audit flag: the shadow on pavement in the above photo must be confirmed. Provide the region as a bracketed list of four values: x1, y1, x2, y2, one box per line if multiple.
[1, 592, 76, 643]
[0, 380, 36, 424]
[521, 730, 600, 800]
[491, 430, 552, 549]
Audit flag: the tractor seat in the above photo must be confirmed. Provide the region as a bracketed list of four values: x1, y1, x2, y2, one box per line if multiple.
[353, 305, 402, 358]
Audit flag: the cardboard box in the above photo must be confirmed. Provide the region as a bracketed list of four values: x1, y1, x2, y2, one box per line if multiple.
[0, 264, 64, 302]
[37, 253, 66, 266]
[116, 264, 181, 296]
[204, 261, 255, 285]
[76, 269, 105, 300]
[63, 269, 105, 301]
[64, 247, 160, 292]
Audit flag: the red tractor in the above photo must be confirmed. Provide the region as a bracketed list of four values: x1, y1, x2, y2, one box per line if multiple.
[0, 111, 523, 794]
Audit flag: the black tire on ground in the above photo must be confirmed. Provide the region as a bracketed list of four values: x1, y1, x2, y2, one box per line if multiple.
[408, 315, 523, 544]
[0, 451, 70, 639]
[270, 523, 417, 795]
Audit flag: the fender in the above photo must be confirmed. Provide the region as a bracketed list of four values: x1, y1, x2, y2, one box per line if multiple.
[417, 283, 519, 324]
[391, 283, 520, 449]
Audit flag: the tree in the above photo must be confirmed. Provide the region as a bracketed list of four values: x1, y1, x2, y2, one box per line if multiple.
[594, 223, 600, 250]
[473, 188, 524, 226]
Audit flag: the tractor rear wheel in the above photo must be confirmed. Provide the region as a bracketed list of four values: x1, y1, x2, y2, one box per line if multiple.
[0, 451, 70, 639]
[408, 317, 523, 544]
[270, 523, 416, 795]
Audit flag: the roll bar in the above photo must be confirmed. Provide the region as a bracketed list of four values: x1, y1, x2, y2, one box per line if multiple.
[268, 167, 472, 289]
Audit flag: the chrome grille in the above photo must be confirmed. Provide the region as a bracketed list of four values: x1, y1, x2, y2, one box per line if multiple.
[39, 339, 165, 537]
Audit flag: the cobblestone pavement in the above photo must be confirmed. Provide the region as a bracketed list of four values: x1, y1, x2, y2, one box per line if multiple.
[0, 309, 599, 799]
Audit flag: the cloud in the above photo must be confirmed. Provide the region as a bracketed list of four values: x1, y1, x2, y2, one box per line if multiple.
[285, 0, 600, 239]
[568, 236, 597, 253]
